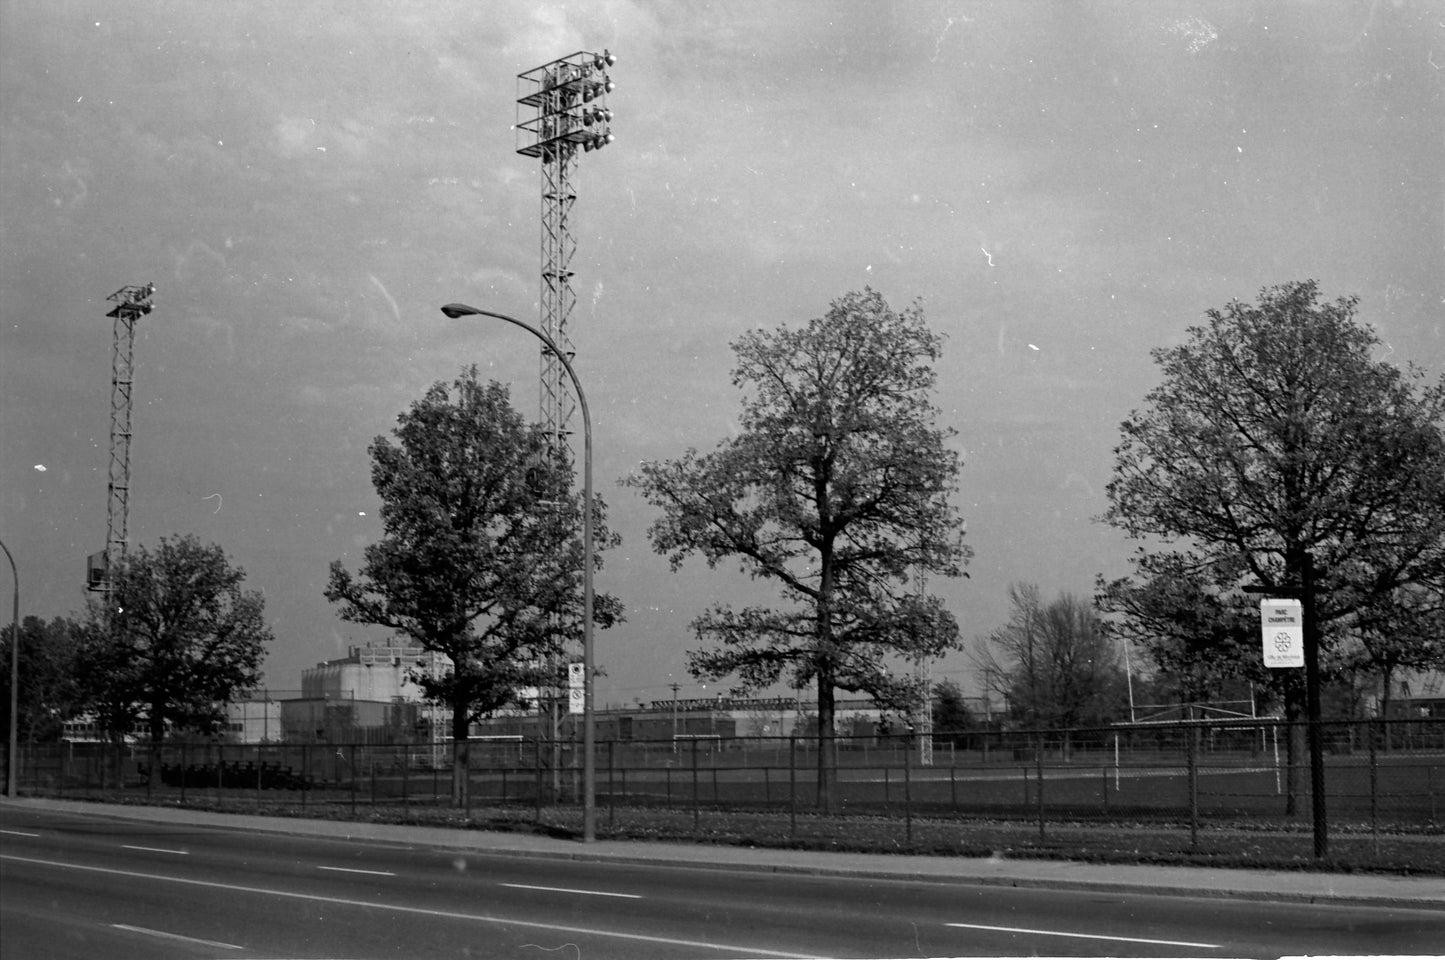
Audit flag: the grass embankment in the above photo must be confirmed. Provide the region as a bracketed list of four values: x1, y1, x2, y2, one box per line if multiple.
[67, 791, 1445, 876]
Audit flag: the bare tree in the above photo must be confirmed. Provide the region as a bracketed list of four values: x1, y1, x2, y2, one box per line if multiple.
[977, 583, 1125, 732]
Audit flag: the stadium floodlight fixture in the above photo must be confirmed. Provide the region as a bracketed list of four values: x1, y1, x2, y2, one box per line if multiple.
[515, 50, 616, 162]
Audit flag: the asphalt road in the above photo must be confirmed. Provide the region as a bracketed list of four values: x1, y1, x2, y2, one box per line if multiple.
[2, 804, 1441, 959]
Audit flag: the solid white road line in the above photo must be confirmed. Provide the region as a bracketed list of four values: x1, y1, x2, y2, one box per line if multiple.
[0, 829, 41, 837]
[112, 923, 243, 951]
[319, 865, 397, 876]
[946, 921, 1220, 949]
[121, 844, 189, 855]
[501, 882, 643, 899]
[3, 854, 818, 959]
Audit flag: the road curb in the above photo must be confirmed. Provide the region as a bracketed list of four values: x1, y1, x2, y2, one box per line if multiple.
[456, 845, 1445, 912]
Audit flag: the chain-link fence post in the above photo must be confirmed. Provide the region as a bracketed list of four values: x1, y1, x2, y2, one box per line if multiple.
[789, 735, 797, 841]
[691, 736, 700, 838]
[904, 731, 913, 846]
[464, 742, 472, 820]
[1368, 719, 1378, 856]
[1187, 722, 1199, 850]
[1036, 734, 1046, 840]
[533, 736, 543, 825]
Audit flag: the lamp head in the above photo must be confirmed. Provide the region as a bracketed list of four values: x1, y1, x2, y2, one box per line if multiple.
[440, 303, 480, 319]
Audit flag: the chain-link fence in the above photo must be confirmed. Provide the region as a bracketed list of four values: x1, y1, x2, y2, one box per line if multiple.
[8, 718, 1441, 839]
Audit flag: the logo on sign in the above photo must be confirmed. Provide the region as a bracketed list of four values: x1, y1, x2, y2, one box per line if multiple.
[1260, 598, 1304, 668]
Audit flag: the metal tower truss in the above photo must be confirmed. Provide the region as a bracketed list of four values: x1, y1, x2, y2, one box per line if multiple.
[912, 566, 935, 767]
[515, 51, 615, 785]
[87, 282, 154, 593]
[539, 148, 578, 451]
[516, 49, 614, 453]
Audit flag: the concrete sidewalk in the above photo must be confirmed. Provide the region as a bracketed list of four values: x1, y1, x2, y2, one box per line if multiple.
[6, 797, 1443, 910]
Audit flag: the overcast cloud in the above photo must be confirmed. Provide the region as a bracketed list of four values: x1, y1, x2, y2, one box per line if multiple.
[2, 1, 1441, 707]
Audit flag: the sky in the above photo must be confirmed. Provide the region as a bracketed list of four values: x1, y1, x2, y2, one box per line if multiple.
[2, 1, 1442, 711]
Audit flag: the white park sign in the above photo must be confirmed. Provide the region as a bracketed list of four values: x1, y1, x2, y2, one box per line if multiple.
[568, 661, 585, 715]
[1260, 598, 1304, 668]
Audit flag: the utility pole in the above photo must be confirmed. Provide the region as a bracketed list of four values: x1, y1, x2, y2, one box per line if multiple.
[670, 681, 680, 743]
[2, 537, 17, 797]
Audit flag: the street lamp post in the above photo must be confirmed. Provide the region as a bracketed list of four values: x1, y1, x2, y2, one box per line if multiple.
[440, 303, 597, 842]
[2, 537, 18, 797]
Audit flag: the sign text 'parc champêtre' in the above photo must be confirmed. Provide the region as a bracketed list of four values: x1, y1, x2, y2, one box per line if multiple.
[1260, 598, 1304, 669]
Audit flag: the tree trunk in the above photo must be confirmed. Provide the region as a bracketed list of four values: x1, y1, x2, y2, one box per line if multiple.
[1378, 664, 1394, 754]
[816, 679, 836, 813]
[450, 696, 469, 808]
[148, 710, 164, 792]
[1283, 677, 1304, 816]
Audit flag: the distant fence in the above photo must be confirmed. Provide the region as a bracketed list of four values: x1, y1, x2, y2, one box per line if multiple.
[8, 718, 1442, 835]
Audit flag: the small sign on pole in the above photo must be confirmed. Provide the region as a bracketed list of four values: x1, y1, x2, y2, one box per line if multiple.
[567, 662, 585, 715]
[1260, 598, 1304, 668]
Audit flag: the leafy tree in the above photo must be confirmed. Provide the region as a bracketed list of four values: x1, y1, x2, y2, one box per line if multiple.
[326, 368, 622, 806]
[0, 616, 83, 743]
[930, 678, 974, 745]
[977, 584, 1125, 731]
[1347, 584, 1445, 725]
[79, 535, 270, 786]
[626, 289, 969, 811]
[1101, 280, 1445, 809]
[1096, 558, 1268, 710]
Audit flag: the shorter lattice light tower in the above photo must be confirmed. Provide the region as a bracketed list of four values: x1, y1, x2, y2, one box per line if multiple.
[86, 282, 155, 595]
[911, 567, 935, 767]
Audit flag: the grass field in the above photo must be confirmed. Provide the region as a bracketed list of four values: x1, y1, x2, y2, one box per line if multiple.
[18, 734, 1442, 873]
[47, 790, 1445, 876]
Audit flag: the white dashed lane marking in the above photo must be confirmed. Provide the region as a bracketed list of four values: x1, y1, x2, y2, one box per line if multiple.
[319, 865, 396, 877]
[500, 882, 643, 899]
[946, 921, 1220, 949]
[112, 923, 243, 950]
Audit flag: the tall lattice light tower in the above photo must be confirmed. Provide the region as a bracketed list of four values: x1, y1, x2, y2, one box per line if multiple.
[515, 49, 615, 453]
[86, 282, 155, 594]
